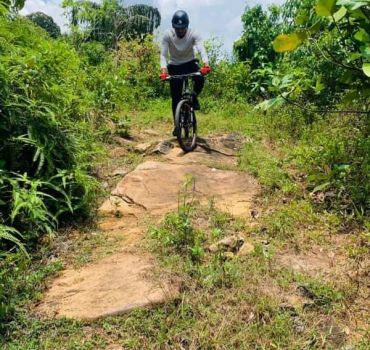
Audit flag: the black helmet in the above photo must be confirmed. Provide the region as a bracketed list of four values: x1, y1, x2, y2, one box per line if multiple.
[172, 10, 189, 29]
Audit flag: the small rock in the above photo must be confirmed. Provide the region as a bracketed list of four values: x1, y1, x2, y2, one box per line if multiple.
[112, 136, 133, 146]
[90, 167, 105, 180]
[292, 316, 305, 334]
[237, 241, 255, 256]
[109, 147, 128, 158]
[247, 312, 255, 322]
[207, 235, 244, 253]
[208, 244, 219, 253]
[220, 132, 243, 150]
[218, 235, 244, 251]
[134, 143, 152, 154]
[102, 181, 109, 189]
[149, 140, 174, 155]
[112, 167, 128, 177]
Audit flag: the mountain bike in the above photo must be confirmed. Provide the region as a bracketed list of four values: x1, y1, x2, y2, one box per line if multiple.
[165, 72, 203, 152]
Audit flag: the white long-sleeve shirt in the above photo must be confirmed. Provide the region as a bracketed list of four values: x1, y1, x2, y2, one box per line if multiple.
[160, 28, 209, 69]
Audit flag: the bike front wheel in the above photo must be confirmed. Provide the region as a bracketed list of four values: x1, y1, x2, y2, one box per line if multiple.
[174, 99, 197, 152]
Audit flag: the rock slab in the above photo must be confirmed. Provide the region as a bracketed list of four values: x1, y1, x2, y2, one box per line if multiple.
[106, 161, 259, 216]
[37, 253, 175, 321]
[37, 137, 260, 321]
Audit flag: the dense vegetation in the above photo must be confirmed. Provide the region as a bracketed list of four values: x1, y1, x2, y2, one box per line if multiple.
[0, 0, 369, 347]
[233, 0, 369, 218]
[0, 0, 161, 329]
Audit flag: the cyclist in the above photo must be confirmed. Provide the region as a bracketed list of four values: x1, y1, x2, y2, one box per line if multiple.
[160, 10, 211, 136]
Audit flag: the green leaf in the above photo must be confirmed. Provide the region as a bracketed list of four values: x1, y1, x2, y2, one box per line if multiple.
[333, 6, 347, 22]
[315, 0, 336, 16]
[296, 14, 309, 25]
[0, 2, 8, 15]
[334, 164, 350, 172]
[312, 182, 331, 193]
[362, 63, 370, 77]
[255, 96, 284, 111]
[315, 75, 325, 93]
[273, 32, 307, 52]
[337, 0, 370, 11]
[350, 9, 368, 20]
[309, 21, 322, 34]
[354, 29, 370, 42]
[360, 45, 370, 59]
[348, 52, 362, 61]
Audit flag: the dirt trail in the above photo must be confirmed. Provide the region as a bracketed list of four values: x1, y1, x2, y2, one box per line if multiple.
[36, 133, 260, 321]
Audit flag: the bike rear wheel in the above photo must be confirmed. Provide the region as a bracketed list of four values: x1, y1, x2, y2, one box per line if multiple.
[174, 99, 197, 152]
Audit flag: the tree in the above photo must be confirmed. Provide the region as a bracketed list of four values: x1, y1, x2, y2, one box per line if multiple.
[0, 0, 25, 13]
[234, 5, 283, 69]
[62, 0, 161, 49]
[26, 12, 61, 38]
[273, 0, 370, 78]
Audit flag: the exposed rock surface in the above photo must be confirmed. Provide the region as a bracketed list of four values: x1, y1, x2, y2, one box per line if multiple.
[37, 134, 259, 321]
[37, 253, 176, 321]
[149, 140, 174, 155]
[134, 143, 152, 154]
[105, 161, 259, 216]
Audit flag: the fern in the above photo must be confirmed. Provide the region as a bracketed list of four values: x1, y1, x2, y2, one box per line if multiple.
[0, 225, 28, 256]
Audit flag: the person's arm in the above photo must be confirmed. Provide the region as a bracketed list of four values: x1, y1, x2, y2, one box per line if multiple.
[194, 32, 209, 66]
[160, 34, 169, 73]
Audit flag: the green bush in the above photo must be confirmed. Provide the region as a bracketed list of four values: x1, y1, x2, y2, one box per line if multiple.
[0, 16, 101, 250]
[293, 114, 370, 215]
[114, 36, 165, 106]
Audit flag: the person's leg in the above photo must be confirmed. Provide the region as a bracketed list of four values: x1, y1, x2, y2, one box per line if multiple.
[167, 64, 184, 135]
[188, 61, 204, 109]
[193, 75, 205, 96]
[169, 79, 183, 119]
[168, 64, 183, 117]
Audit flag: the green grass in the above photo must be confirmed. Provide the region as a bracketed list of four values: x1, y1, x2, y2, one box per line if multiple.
[239, 141, 297, 194]
[125, 99, 262, 139]
[124, 99, 172, 130]
[198, 101, 261, 137]
[2, 101, 369, 349]
[3, 201, 367, 349]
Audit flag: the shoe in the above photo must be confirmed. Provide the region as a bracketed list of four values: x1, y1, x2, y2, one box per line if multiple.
[172, 127, 180, 136]
[192, 94, 200, 110]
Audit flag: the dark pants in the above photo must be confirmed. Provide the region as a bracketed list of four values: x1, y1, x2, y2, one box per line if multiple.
[167, 59, 204, 119]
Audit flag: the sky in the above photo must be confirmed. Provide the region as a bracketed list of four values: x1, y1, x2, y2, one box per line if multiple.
[20, 0, 284, 54]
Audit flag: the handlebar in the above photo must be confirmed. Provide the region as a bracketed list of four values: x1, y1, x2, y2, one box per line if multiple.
[165, 72, 203, 81]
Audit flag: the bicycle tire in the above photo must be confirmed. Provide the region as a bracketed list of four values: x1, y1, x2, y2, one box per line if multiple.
[174, 99, 197, 152]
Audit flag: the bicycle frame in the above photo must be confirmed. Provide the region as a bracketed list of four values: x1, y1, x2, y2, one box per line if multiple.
[166, 72, 203, 105]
